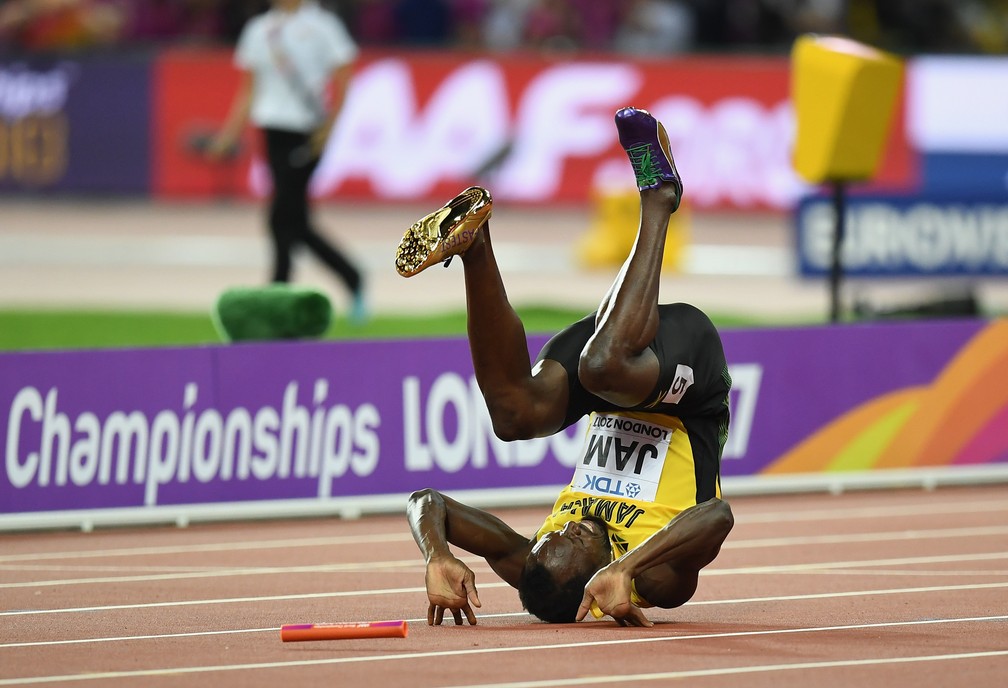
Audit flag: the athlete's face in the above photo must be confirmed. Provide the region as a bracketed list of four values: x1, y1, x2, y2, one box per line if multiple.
[530, 518, 612, 584]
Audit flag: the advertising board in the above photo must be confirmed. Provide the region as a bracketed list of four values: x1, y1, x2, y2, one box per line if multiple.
[796, 195, 1008, 277]
[0, 56, 150, 193]
[4, 319, 1006, 529]
[151, 49, 915, 209]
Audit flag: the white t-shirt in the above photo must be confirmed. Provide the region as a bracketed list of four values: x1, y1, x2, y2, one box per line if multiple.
[235, 1, 358, 132]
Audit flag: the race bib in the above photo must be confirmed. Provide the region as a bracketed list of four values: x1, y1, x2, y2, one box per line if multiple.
[570, 413, 674, 502]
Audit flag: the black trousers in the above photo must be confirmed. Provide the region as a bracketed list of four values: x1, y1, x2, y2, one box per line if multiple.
[262, 128, 362, 295]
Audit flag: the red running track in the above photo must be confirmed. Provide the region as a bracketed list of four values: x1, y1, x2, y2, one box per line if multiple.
[2, 485, 1007, 687]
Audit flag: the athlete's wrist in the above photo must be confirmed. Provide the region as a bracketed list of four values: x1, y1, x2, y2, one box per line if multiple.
[606, 556, 638, 580]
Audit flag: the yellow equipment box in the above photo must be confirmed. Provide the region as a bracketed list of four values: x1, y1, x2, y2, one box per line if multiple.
[791, 35, 903, 184]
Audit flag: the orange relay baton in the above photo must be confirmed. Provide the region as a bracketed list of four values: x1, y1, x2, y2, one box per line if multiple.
[280, 620, 408, 642]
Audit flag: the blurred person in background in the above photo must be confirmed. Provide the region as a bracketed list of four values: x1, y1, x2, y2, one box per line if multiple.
[614, 0, 695, 55]
[522, 0, 581, 51]
[125, 0, 228, 45]
[452, 0, 489, 48]
[865, 0, 1005, 54]
[0, 0, 126, 52]
[481, 0, 533, 51]
[393, 0, 454, 45]
[207, 0, 368, 323]
[345, 0, 398, 44]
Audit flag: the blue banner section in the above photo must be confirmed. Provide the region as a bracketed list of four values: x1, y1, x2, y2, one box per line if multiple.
[0, 55, 151, 193]
[920, 153, 1008, 199]
[795, 194, 1008, 277]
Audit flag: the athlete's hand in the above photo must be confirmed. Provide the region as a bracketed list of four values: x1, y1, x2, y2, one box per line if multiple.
[424, 554, 482, 626]
[576, 562, 653, 627]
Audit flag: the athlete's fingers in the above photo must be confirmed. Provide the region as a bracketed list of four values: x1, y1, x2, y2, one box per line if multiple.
[575, 591, 594, 622]
[427, 603, 436, 626]
[434, 605, 446, 626]
[621, 606, 654, 628]
[462, 602, 478, 626]
[452, 607, 463, 625]
[463, 575, 481, 608]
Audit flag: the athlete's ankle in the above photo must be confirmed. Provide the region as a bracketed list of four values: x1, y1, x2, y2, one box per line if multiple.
[640, 184, 680, 213]
[460, 223, 490, 262]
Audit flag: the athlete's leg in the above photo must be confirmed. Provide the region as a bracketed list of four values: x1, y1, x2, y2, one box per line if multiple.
[579, 108, 683, 407]
[395, 190, 569, 440]
[631, 498, 734, 609]
[459, 224, 569, 440]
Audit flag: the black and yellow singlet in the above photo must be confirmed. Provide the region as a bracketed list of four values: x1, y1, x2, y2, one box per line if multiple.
[534, 303, 732, 573]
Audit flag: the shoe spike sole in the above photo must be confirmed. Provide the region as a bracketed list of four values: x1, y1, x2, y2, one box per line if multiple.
[395, 186, 493, 277]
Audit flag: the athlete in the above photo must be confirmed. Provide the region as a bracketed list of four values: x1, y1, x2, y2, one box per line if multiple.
[400, 107, 734, 626]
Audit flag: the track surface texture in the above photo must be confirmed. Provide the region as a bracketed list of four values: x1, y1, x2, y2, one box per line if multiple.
[4, 200, 1005, 320]
[3, 485, 1007, 687]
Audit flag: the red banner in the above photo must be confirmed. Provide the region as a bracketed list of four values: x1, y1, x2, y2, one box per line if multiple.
[152, 48, 916, 208]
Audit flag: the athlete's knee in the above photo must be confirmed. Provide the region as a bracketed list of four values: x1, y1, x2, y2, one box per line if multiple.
[648, 573, 699, 609]
[705, 498, 735, 543]
[718, 499, 734, 530]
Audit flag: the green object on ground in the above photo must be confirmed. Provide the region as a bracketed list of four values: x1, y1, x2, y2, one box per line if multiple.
[213, 285, 334, 342]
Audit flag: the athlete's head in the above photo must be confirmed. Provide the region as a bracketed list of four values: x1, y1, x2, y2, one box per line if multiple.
[518, 518, 612, 623]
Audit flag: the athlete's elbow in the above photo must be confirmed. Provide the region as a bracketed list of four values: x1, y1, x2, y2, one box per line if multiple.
[576, 349, 618, 398]
[490, 415, 535, 442]
[485, 401, 539, 442]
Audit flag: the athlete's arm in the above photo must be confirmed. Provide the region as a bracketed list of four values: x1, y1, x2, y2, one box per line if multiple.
[407, 488, 533, 625]
[576, 498, 733, 626]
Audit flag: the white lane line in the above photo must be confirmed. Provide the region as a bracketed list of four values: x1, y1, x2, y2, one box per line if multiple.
[453, 649, 1008, 688]
[0, 615, 1004, 685]
[3, 579, 1006, 628]
[687, 580, 1008, 607]
[0, 582, 499, 617]
[799, 568, 1008, 577]
[725, 524, 1008, 549]
[0, 628, 280, 648]
[737, 499, 1008, 523]
[704, 551, 1008, 576]
[3, 498, 1006, 564]
[4, 523, 1007, 587]
[0, 559, 427, 589]
[0, 532, 412, 563]
[3, 550, 1007, 594]
[0, 564, 262, 574]
[0, 613, 532, 649]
